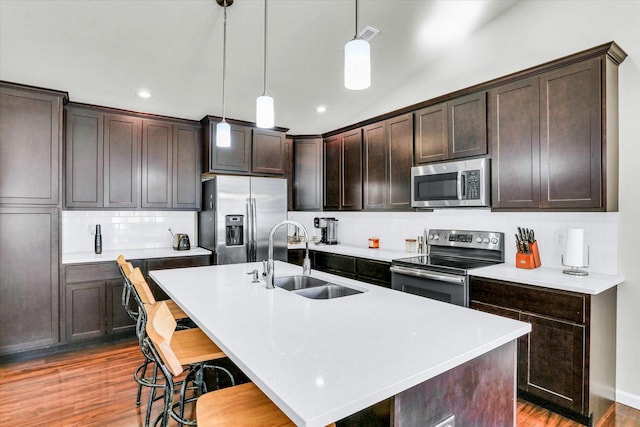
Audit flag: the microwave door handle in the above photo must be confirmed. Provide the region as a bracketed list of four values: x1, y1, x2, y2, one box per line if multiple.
[457, 173, 465, 200]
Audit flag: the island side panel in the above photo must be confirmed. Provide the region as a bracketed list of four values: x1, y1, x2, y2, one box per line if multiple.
[394, 340, 517, 426]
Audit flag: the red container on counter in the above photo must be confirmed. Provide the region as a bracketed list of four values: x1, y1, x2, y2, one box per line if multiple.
[368, 238, 379, 248]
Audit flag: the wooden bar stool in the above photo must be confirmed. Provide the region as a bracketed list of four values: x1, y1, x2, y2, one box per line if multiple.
[116, 255, 139, 322]
[146, 301, 234, 427]
[129, 266, 189, 321]
[196, 382, 336, 427]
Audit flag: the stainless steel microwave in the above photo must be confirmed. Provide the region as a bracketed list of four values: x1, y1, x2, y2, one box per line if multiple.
[411, 157, 490, 208]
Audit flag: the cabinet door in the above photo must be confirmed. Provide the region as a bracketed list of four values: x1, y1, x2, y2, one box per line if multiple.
[210, 123, 251, 173]
[448, 91, 487, 159]
[65, 281, 106, 342]
[388, 114, 414, 210]
[252, 129, 285, 175]
[519, 312, 586, 414]
[314, 252, 356, 279]
[104, 114, 140, 208]
[284, 137, 294, 211]
[490, 77, 541, 209]
[323, 136, 341, 210]
[294, 138, 323, 211]
[0, 208, 59, 355]
[414, 102, 448, 164]
[106, 279, 136, 335]
[363, 121, 388, 209]
[0, 84, 63, 205]
[355, 258, 391, 288]
[65, 106, 104, 208]
[540, 59, 602, 209]
[341, 130, 363, 210]
[141, 119, 172, 209]
[173, 124, 201, 209]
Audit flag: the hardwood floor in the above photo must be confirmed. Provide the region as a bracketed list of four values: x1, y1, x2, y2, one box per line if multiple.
[1, 340, 638, 426]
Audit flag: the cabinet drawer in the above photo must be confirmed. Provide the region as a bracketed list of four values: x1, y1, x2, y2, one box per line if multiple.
[314, 252, 356, 275]
[65, 263, 123, 283]
[470, 278, 586, 324]
[356, 258, 391, 284]
[145, 255, 210, 271]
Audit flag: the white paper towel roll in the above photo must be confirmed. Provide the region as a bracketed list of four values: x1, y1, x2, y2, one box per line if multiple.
[565, 228, 584, 266]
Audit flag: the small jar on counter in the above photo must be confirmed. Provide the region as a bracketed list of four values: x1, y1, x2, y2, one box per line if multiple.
[405, 238, 417, 253]
[368, 238, 379, 249]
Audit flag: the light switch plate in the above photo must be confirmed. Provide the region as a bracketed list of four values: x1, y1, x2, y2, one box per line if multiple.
[432, 414, 455, 427]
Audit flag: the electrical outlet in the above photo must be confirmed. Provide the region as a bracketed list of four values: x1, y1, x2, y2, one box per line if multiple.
[432, 415, 455, 427]
[554, 229, 566, 246]
[88, 225, 95, 235]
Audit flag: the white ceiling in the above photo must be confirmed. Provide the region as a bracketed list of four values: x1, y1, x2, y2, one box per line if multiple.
[0, 0, 518, 134]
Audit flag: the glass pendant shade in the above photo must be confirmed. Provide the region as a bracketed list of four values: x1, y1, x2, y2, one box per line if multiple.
[216, 121, 231, 147]
[256, 95, 274, 128]
[344, 38, 370, 90]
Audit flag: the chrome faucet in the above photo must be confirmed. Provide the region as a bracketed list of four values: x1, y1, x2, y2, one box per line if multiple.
[266, 220, 311, 289]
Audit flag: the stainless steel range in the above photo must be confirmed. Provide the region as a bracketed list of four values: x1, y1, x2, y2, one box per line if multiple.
[391, 229, 504, 307]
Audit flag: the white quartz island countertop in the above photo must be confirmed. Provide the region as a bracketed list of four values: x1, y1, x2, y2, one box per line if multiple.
[150, 261, 531, 427]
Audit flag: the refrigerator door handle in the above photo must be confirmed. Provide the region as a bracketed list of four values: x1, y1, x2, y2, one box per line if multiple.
[246, 198, 253, 262]
[250, 198, 258, 262]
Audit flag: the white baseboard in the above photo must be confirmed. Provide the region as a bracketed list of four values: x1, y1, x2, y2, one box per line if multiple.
[617, 389, 640, 410]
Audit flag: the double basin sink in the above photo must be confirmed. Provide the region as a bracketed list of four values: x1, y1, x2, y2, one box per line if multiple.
[274, 275, 364, 300]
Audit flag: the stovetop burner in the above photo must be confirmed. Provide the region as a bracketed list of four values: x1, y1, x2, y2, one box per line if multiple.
[392, 255, 501, 275]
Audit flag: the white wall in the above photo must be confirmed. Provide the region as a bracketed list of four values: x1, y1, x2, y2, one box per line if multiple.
[295, 0, 640, 409]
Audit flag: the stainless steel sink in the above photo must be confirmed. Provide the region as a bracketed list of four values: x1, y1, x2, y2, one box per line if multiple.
[274, 275, 364, 299]
[293, 284, 363, 299]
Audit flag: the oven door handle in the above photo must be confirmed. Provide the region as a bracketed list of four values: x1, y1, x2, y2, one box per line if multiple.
[390, 266, 465, 285]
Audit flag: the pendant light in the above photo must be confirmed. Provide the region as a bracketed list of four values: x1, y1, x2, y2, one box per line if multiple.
[344, 0, 370, 90]
[216, 0, 231, 147]
[256, 0, 274, 128]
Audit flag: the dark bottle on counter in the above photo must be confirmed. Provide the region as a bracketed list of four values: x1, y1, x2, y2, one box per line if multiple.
[95, 224, 102, 254]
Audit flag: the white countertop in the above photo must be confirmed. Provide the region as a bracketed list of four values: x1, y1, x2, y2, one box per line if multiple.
[150, 261, 530, 426]
[288, 242, 417, 263]
[470, 264, 624, 295]
[61, 247, 211, 264]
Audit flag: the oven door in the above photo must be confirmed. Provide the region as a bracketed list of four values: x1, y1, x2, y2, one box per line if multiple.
[390, 265, 468, 307]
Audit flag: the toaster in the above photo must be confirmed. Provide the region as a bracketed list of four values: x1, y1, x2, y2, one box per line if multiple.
[173, 234, 191, 251]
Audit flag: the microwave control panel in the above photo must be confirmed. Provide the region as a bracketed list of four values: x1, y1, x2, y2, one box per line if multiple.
[462, 170, 480, 199]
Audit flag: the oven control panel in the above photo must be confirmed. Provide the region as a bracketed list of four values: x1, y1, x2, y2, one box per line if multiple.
[427, 229, 503, 251]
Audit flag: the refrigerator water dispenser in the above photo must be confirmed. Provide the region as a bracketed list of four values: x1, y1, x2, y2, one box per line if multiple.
[225, 215, 244, 246]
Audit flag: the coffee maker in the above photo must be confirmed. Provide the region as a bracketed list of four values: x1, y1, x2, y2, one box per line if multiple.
[314, 217, 338, 245]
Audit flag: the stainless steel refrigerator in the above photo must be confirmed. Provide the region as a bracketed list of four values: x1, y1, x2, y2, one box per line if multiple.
[199, 176, 288, 265]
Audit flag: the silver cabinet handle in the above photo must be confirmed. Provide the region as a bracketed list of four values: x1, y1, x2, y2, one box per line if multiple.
[390, 266, 465, 285]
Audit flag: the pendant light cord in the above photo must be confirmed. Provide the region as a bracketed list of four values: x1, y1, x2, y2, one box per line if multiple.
[354, 0, 358, 39]
[262, 0, 268, 96]
[222, 0, 228, 121]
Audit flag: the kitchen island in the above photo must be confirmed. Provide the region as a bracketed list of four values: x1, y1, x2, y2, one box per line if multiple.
[150, 261, 531, 426]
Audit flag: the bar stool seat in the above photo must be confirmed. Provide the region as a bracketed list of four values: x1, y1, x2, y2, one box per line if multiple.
[197, 382, 336, 427]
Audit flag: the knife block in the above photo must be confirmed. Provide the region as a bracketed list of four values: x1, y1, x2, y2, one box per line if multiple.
[516, 240, 541, 269]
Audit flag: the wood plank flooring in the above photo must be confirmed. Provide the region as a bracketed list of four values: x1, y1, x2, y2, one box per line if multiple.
[1, 340, 638, 426]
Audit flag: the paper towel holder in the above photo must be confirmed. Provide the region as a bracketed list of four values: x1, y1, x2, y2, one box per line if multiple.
[562, 246, 590, 276]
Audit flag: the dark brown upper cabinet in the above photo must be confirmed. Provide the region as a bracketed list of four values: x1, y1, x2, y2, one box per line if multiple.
[0, 82, 65, 206]
[491, 43, 625, 211]
[414, 91, 487, 164]
[252, 128, 285, 175]
[65, 104, 201, 210]
[284, 137, 294, 211]
[363, 113, 413, 210]
[293, 137, 323, 211]
[141, 119, 201, 210]
[202, 117, 286, 176]
[323, 129, 362, 211]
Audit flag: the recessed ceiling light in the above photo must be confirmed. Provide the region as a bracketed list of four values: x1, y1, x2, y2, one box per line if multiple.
[136, 88, 153, 99]
[316, 105, 327, 113]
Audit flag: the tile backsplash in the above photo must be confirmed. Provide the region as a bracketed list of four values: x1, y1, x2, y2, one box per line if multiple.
[288, 210, 621, 275]
[62, 211, 197, 254]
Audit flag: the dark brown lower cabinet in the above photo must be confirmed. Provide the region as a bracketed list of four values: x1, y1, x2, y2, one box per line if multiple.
[62, 255, 209, 344]
[469, 277, 617, 426]
[0, 207, 59, 356]
[287, 249, 391, 288]
[62, 262, 134, 343]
